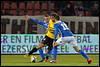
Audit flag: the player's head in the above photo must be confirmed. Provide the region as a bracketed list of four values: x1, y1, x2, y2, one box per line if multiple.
[44, 14, 50, 23]
[51, 13, 60, 22]
[50, 13, 56, 21]
[50, 12, 58, 22]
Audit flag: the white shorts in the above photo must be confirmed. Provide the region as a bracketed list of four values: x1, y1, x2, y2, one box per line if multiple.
[56, 36, 77, 46]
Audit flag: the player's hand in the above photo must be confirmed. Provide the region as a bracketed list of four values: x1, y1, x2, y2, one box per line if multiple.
[53, 41, 57, 47]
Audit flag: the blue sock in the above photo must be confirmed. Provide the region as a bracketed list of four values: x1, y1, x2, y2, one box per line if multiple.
[47, 50, 52, 56]
[39, 49, 45, 59]
[53, 46, 57, 60]
[48, 50, 52, 58]
[45, 50, 52, 59]
[48, 50, 52, 55]
[79, 50, 89, 60]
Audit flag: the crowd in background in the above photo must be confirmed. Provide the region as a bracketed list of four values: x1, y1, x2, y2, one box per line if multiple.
[1, 1, 99, 16]
[54, 1, 99, 16]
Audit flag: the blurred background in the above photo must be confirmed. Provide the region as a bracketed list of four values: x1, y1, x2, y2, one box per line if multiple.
[1, 1, 99, 16]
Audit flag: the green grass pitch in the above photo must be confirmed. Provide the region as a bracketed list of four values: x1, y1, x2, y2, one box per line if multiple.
[1, 54, 99, 66]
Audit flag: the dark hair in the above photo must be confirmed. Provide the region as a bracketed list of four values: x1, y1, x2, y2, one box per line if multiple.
[44, 14, 49, 17]
[50, 13, 60, 20]
[55, 15, 60, 20]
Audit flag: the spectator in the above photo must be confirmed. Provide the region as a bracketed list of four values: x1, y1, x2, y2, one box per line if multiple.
[1, 1, 99, 16]
[91, 3, 99, 16]
[62, 1, 75, 16]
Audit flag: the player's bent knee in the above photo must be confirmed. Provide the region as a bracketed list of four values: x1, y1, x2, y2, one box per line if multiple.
[73, 46, 80, 52]
[38, 43, 45, 49]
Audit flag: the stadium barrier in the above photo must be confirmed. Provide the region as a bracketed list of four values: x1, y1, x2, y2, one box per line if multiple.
[1, 16, 99, 34]
[1, 34, 99, 54]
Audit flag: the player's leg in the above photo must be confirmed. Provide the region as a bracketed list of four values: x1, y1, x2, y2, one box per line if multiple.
[38, 36, 50, 62]
[53, 46, 57, 61]
[24, 36, 47, 57]
[24, 42, 45, 58]
[38, 36, 49, 62]
[73, 46, 92, 64]
[28, 42, 45, 55]
[69, 36, 92, 64]
[39, 48, 45, 61]
[25, 36, 48, 62]
[44, 37, 54, 62]
[50, 37, 63, 63]
[45, 47, 52, 62]
[39, 36, 53, 62]
[50, 46, 57, 63]
[28, 36, 49, 56]
[49, 46, 57, 63]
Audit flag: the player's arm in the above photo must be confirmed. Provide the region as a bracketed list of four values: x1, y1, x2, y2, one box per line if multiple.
[25, 15, 48, 29]
[30, 18, 48, 28]
[54, 24, 59, 42]
[53, 23, 59, 47]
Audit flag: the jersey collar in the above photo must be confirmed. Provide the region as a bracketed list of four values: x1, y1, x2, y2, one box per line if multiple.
[56, 20, 61, 23]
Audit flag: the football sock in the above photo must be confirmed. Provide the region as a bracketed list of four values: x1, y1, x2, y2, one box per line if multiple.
[53, 46, 57, 60]
[79, 50, 89, 60]
[28, 47, 38, 55]
[39, 49, 45, 59]
[45, 50, 52, 59]
[48, 50, 52, 58]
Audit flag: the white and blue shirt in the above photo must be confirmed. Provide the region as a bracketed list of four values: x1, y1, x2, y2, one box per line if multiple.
[54, 21, 73, 41]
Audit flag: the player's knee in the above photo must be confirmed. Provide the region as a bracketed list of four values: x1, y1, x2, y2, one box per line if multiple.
[38, 43, 44, 49]
[73, 46, 80, 52]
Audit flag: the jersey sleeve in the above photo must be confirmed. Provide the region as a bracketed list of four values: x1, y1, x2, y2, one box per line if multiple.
[54, 24, 59, 42]
[30, 18, 48, 29]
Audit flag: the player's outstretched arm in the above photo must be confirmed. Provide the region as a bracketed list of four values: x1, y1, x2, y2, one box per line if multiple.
[24, 15, 48, 29]
[30, 18, 48, 28]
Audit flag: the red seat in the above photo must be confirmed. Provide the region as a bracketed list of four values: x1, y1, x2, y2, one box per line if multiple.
[49, 3, 55, 10]
[10, 2, 17, 9]
[10, 10, 17, 16]
[41, 2, 48, 10]
[85, 11, 91, 16]
[34, 1, 40, 10]
[19, 10, 25, 16]
[41, 10, 47, 15]
[27, 10, 33, 15]
[1, 10, 5, 15]
[3, 2, 10, 9]
[34, 11, 40, 15]
[26, 2, 33, 10]
[19, 2, 25, 10]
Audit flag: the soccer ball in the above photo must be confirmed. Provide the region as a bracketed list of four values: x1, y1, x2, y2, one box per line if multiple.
[31, 56, 37, 63]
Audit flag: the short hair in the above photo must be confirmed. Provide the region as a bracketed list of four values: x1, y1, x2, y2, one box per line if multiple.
[50, 12, 60, 20]
[44, 14, 49, 17]
[50, 12, 58, 16]
[55, 15, 60, 20]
